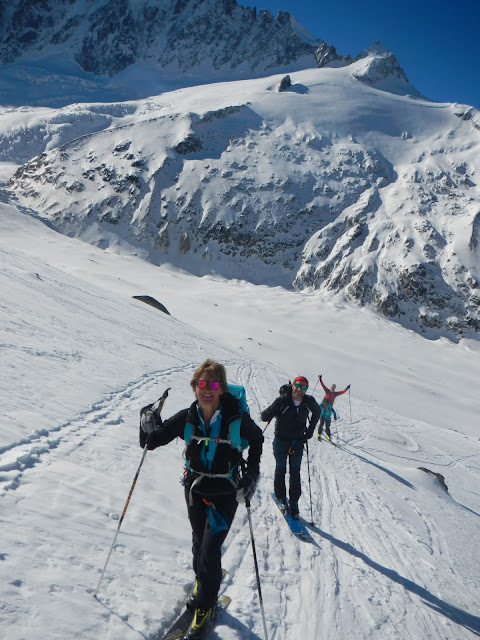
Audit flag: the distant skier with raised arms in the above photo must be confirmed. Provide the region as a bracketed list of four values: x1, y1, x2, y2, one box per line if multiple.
[318, 374, 350, 406]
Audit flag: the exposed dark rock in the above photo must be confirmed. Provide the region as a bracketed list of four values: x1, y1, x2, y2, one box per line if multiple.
[174, 135, 203, 155]
[315, 42, 352, 68]
[469, 212, 480, 251]
[179, 231, 191, 253]
[132, 295, 170, 315]
[418, 467, 449, 493]
[278, 75, 291, 92]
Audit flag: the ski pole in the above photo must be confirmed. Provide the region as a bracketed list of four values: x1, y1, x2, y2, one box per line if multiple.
[305, 441, 314, 526]
[245, 498, 269, 640]
[349, 387, 352, 422]
[262, 418, 272, 434]
[94, 387, 170, 598]
[239, 459, 268, 640]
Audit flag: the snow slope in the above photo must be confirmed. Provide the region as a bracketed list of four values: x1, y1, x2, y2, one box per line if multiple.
[1, 189, 479, 639]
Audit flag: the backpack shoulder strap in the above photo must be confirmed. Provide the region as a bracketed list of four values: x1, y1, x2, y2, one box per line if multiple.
[184, 421, 195, 444]
[228, 416, 250, 452]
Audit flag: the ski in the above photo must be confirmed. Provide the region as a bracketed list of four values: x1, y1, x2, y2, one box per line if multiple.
[160, 570, 227, 640]
[183, 595, 231, 640]
[161, 606, 194, 640]
[272, 494, 314, 543]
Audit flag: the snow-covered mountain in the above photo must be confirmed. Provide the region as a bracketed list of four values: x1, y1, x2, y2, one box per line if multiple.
[5, 64, 480, 341]
[0, 0, 321, 105]
[0, 0, 316, 74]
[0, 0, 413, 106]
[1, 0, 480, 342]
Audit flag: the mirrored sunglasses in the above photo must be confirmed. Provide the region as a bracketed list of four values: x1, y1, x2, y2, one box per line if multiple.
[294, 383, 308, 390]
[197, 379, 221, 390]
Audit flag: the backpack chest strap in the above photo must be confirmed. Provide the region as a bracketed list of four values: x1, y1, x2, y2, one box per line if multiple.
[185, 416, 246, 452]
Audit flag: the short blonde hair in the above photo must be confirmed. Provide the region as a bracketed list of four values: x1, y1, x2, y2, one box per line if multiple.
[190, 359, 227, 392]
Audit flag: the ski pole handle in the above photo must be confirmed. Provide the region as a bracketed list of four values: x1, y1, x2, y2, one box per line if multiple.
[155, 387, 170, 416]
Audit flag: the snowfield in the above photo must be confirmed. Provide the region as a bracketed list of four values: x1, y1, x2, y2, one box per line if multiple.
[1, 190, 479, 639]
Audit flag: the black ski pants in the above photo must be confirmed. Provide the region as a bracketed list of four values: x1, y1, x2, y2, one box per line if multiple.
[273, 437, 304, 507]
[185, 488, 238, 609]
[318, 416, 332, 437]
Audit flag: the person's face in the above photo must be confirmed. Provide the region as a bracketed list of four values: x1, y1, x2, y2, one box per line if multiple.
[195, 372, 223, 415]
[292, 381, 308, 402]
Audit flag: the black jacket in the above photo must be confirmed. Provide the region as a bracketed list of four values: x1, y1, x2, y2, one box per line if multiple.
[141, 392, 263, 497]
[261, 392, 320, 442]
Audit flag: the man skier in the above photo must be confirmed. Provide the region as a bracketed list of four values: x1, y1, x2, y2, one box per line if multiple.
[261, 376, 320, 519]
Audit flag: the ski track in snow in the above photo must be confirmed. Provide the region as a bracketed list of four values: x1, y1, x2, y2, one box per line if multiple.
[0, 364, 195, 495]
[1, 361, 480, 639]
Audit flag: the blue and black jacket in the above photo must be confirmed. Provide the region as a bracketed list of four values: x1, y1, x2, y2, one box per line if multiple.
[141, 391, 263, 498]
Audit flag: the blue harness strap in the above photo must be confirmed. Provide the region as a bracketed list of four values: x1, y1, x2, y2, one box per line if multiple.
[183, 385, 250, 504]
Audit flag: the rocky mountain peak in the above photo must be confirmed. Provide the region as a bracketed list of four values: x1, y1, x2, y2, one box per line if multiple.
[352, 40, 420, 96]
[0, 0, 416, 103]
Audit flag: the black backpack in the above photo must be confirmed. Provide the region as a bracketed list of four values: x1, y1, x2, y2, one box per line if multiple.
[279, 381, 292, 396]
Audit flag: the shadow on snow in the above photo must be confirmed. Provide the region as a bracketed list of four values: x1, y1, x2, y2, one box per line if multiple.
[333, 441, 415, 489]
[307, 525, 480, 636]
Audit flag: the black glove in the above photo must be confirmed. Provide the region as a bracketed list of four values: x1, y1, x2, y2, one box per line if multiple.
[347, 384, 350, 390]
[146, 431, 160, 450]
[318, 374, 322, 380]
[334, 415, 337, 421]
[304, 429, 314, 441]
[237, 473, 257, 504]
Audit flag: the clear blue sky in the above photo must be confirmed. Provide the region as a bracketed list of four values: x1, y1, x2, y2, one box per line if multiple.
[250, 0, 479, 109]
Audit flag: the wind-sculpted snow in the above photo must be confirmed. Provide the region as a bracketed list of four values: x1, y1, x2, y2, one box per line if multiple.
[0, 103, 135, 164]
[6, 67, 480, 341]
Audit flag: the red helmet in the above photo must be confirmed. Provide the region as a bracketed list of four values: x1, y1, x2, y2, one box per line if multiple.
[293, 376, 309, 388]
